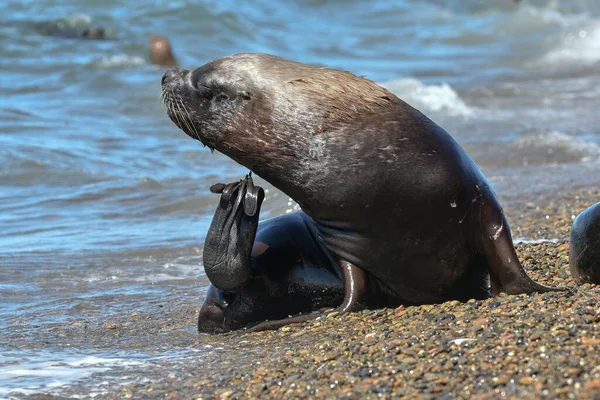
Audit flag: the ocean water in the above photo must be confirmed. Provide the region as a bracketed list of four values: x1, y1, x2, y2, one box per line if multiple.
[1, 0, 600, 397]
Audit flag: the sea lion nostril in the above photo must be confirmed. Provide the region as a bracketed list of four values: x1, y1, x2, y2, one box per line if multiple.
[161, 68, 182, 86]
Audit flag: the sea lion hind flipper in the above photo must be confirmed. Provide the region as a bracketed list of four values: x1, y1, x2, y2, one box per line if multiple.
[203, 178, 264, 293]
[245, 312, 323, 333]
[481, 201, 564, 295]
[245, 260, 367, 333]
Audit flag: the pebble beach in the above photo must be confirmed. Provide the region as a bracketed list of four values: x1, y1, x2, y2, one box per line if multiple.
[5, 188, 599, 399]
[3, 1, 600, 398]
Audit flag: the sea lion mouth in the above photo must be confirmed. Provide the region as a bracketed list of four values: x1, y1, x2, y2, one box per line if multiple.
[161, 69, 214, 151]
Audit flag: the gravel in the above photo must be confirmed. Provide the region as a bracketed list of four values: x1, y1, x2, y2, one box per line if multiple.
[9, 188, 600, 399]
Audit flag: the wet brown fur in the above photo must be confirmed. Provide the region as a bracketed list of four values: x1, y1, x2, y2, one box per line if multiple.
[208, 56, 406, 185]
[284, 72, 400, 132]
[150, 35, 178, 67]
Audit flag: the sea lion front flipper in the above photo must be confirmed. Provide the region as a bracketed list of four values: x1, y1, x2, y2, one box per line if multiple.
[335, 260, 368, 313]
[245, 260, 367, 333]
[203, 177, 265, 293]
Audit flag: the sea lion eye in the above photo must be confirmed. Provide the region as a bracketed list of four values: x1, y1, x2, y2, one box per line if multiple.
[195, 81, 211, 91]
[238, 91, 251, 100]
[216, 93, 229, 102]
[193, 81, 212, 98]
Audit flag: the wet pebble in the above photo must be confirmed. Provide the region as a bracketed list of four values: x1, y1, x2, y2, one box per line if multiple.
[13, 189, 600, 399]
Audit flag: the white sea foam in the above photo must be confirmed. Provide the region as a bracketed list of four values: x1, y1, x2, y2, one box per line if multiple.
[0, 353, 145, 398]
[537, 22, 600, 67]
[513, 238, 561, 244]
[513, 130, 600, 161]
[61, 13, 93, 27]
[515, 3, 587, 28]
[95, 55, 147, 68]
[84, 259, 200, 284]
[382, 78, 474, 118]
[499, 2, 600, 69]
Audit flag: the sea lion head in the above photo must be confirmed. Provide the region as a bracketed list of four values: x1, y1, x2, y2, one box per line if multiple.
[150, 35, 178, 67]
[161, 53, 397, 182]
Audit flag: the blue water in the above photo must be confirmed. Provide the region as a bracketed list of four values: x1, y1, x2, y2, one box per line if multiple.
[2, 0, 600, 397]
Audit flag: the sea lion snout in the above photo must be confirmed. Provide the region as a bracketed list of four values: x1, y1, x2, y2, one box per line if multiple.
[161, 61, 261, 152]
[161, 68, 186, 87]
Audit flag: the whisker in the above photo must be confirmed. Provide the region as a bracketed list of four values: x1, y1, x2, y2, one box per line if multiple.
[173, 101, 188, 134]
[161, 90, 208, 148]
[174, 98, 191, 136]
[167, 95, 184, 131]
[178, 96, 202, 142]
[175, 97, 199, 142]
[176, 95, 200, 142]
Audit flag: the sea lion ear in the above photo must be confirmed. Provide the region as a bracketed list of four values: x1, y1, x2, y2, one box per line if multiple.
[243, 174, 264, 217]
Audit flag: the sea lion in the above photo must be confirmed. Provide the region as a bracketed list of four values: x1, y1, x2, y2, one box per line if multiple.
[570, 202, 600, 284]
[82, 27, 105, 40]
[34, 20, 106, 40]
[149, 35, 178, 67]
[161, 53, 559, 333]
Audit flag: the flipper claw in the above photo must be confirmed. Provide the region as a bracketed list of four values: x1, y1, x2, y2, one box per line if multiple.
[243, 174, 264, 217]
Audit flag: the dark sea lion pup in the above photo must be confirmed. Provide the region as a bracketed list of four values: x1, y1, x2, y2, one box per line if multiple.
[150, 35, 178, 67]
[34, 20, 106, 40]
[570, 202, 600, 284]
[161, 53, 561, 333]
[81, 27, 105, 40]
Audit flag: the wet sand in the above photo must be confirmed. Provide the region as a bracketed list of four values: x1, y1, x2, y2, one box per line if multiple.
[9, 187, 600, 399]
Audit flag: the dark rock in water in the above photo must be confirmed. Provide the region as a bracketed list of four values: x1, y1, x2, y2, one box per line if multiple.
[570, 202, 600, 284]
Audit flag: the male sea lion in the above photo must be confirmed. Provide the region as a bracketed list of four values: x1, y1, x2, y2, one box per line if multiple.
[161, 53, 559, 333]
[570, 202, 600, 284]
[150, 35, 178, 67]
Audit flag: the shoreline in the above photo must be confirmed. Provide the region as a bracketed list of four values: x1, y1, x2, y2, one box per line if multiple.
[7, 188, 600, 399]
